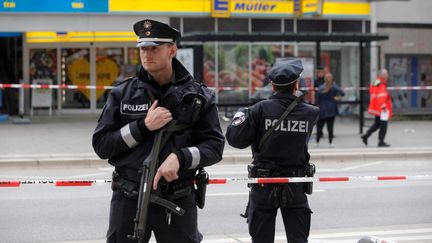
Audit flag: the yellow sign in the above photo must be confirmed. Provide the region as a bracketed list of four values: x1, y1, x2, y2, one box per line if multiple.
[26, 32, 136, 43]
[211, 0, 230, 18]
[302, 0, 323, 16]
[323, 1, 370, 17]
[110, 0, 369, 18]
[109, 0, 210, 14]
[67, 57, 119, 101]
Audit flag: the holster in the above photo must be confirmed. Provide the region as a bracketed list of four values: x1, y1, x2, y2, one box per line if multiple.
[194, 168, 209, 209]
[111, 170, 139, 198]
[304, 163, 316, 195]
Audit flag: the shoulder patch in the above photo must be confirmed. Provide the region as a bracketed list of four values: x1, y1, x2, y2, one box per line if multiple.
[114, 76, 134, 86]
[231, 111, 246, 127]
[231, 116, 246, 127]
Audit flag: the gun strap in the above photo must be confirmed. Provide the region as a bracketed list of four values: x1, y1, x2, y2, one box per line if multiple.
[150, 194, 185, 216]
[258, 93, 305, 150]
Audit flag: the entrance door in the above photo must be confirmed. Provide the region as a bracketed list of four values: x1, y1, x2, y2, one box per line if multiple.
[60, 48, 91, 109]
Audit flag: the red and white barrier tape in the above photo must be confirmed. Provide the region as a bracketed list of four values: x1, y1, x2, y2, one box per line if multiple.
[0, 83, 113, 90]
[1, 83, 431, 91]
[1, 174, 431, 187]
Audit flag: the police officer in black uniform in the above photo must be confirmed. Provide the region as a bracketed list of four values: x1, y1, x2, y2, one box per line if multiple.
[226, 59, 319, 243]
[93, 19, 225, 243]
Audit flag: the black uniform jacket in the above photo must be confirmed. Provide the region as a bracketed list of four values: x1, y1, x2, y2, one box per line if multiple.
[226, 92, 319, 170]
[93, 58, 225, 183]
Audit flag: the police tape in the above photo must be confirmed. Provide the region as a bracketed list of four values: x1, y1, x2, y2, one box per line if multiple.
[1, 83, 432, 92]
[0, 83, 113, 90]
[1, 174, 431, 187]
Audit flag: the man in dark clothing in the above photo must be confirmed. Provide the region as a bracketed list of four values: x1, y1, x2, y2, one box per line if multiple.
[92, 19, 225, 243]
[312, 65, 325, 104]
[226, 59, 320, 243]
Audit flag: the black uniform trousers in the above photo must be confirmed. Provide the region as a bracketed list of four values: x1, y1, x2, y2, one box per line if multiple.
[316, 116, 335, 144]
[248, 183, 311, 243]
[107, 189, 202, 243]
[364, 115, 387, 142]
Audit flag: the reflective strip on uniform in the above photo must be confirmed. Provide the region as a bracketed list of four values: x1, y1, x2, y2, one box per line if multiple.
[120, 124, 138, 148]
[188, 147, 200, 169]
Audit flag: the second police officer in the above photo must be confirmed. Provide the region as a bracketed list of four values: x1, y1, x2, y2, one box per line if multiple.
[226, 59, 320, 243]
[93, 19, 225, 243]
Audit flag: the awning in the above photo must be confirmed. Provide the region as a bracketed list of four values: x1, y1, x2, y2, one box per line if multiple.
[181, 32, 389, 43]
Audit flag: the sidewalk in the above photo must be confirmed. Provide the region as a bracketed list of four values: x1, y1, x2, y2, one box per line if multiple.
[0, 115, 431, 167]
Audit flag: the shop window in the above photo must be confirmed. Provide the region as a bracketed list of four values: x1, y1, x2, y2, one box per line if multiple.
[387, 55, 432, 113]
[252, 19, 281, 32]
[29, 48, 57, 110]
[203, 43, 216, 88]
[96, 48, 124, 108]
[184, 18, 214, 33]
[250, 44, 281, 101]
[332, 20, 362, 33]
[297, 19, 328, 33]
[218, 18, 248, 32]
[61, 48, 90, 109]
[217, 44, 249, 104]
[127, 47, 140, 74]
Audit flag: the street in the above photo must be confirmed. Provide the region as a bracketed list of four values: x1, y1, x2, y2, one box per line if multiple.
[1, 159, 431, 243]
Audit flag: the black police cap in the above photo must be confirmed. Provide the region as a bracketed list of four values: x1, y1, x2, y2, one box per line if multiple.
[268, 59, 304, 86]
[133, 19, 181, 47]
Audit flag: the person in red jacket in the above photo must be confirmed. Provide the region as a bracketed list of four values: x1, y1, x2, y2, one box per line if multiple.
[361, 69, 392, 147]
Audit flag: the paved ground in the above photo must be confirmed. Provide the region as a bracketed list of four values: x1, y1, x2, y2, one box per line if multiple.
[0, 114, 431, 166]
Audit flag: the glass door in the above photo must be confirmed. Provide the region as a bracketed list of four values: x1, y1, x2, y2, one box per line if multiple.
[60, 48, 90, 109]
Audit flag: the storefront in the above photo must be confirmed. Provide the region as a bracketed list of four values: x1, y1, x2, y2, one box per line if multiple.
[1, 0, 376, 115]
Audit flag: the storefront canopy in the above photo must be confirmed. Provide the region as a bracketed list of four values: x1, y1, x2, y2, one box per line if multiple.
[181, 32, 389, 43]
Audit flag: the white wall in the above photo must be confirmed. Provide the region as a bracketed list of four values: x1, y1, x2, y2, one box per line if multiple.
[375, 0, 432, 24]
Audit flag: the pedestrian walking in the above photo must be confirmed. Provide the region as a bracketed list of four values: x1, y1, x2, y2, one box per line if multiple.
[92, 19, 225, 243]
[315, 72, 345, 147]
[361, 68, 392, 147]
[226, 59, 319, 243]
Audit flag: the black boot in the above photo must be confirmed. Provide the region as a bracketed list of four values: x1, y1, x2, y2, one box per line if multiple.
[361, 135, 368, 146]
[378, 141, 390, 147]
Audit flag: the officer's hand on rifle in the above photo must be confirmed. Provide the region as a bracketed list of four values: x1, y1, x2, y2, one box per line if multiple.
[153, 153, 180, 190]
[145, 100, 173, 131]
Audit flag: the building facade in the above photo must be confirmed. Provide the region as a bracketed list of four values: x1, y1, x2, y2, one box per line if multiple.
[0, 0, 430, 115]
[374, 0, 432, 114]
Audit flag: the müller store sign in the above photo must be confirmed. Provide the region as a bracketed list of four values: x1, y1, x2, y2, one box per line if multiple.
[212, 0, 292, 18]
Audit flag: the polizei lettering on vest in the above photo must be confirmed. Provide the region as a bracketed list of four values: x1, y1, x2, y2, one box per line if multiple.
[234, 2, 276, 12]
[123, 104, 149, 112]
[264, 119, 309, 133]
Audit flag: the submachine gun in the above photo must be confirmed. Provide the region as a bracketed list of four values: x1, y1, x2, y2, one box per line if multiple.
[127, 126, 185, 242]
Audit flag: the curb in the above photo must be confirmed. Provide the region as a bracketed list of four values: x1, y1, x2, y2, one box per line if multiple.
[0, 147, 431, 168]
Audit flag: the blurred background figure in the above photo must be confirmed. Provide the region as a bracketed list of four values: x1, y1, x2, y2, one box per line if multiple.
[314, 65, 326, 89]
[361, 68, 393, 147]
[315, 72, 345, 147]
